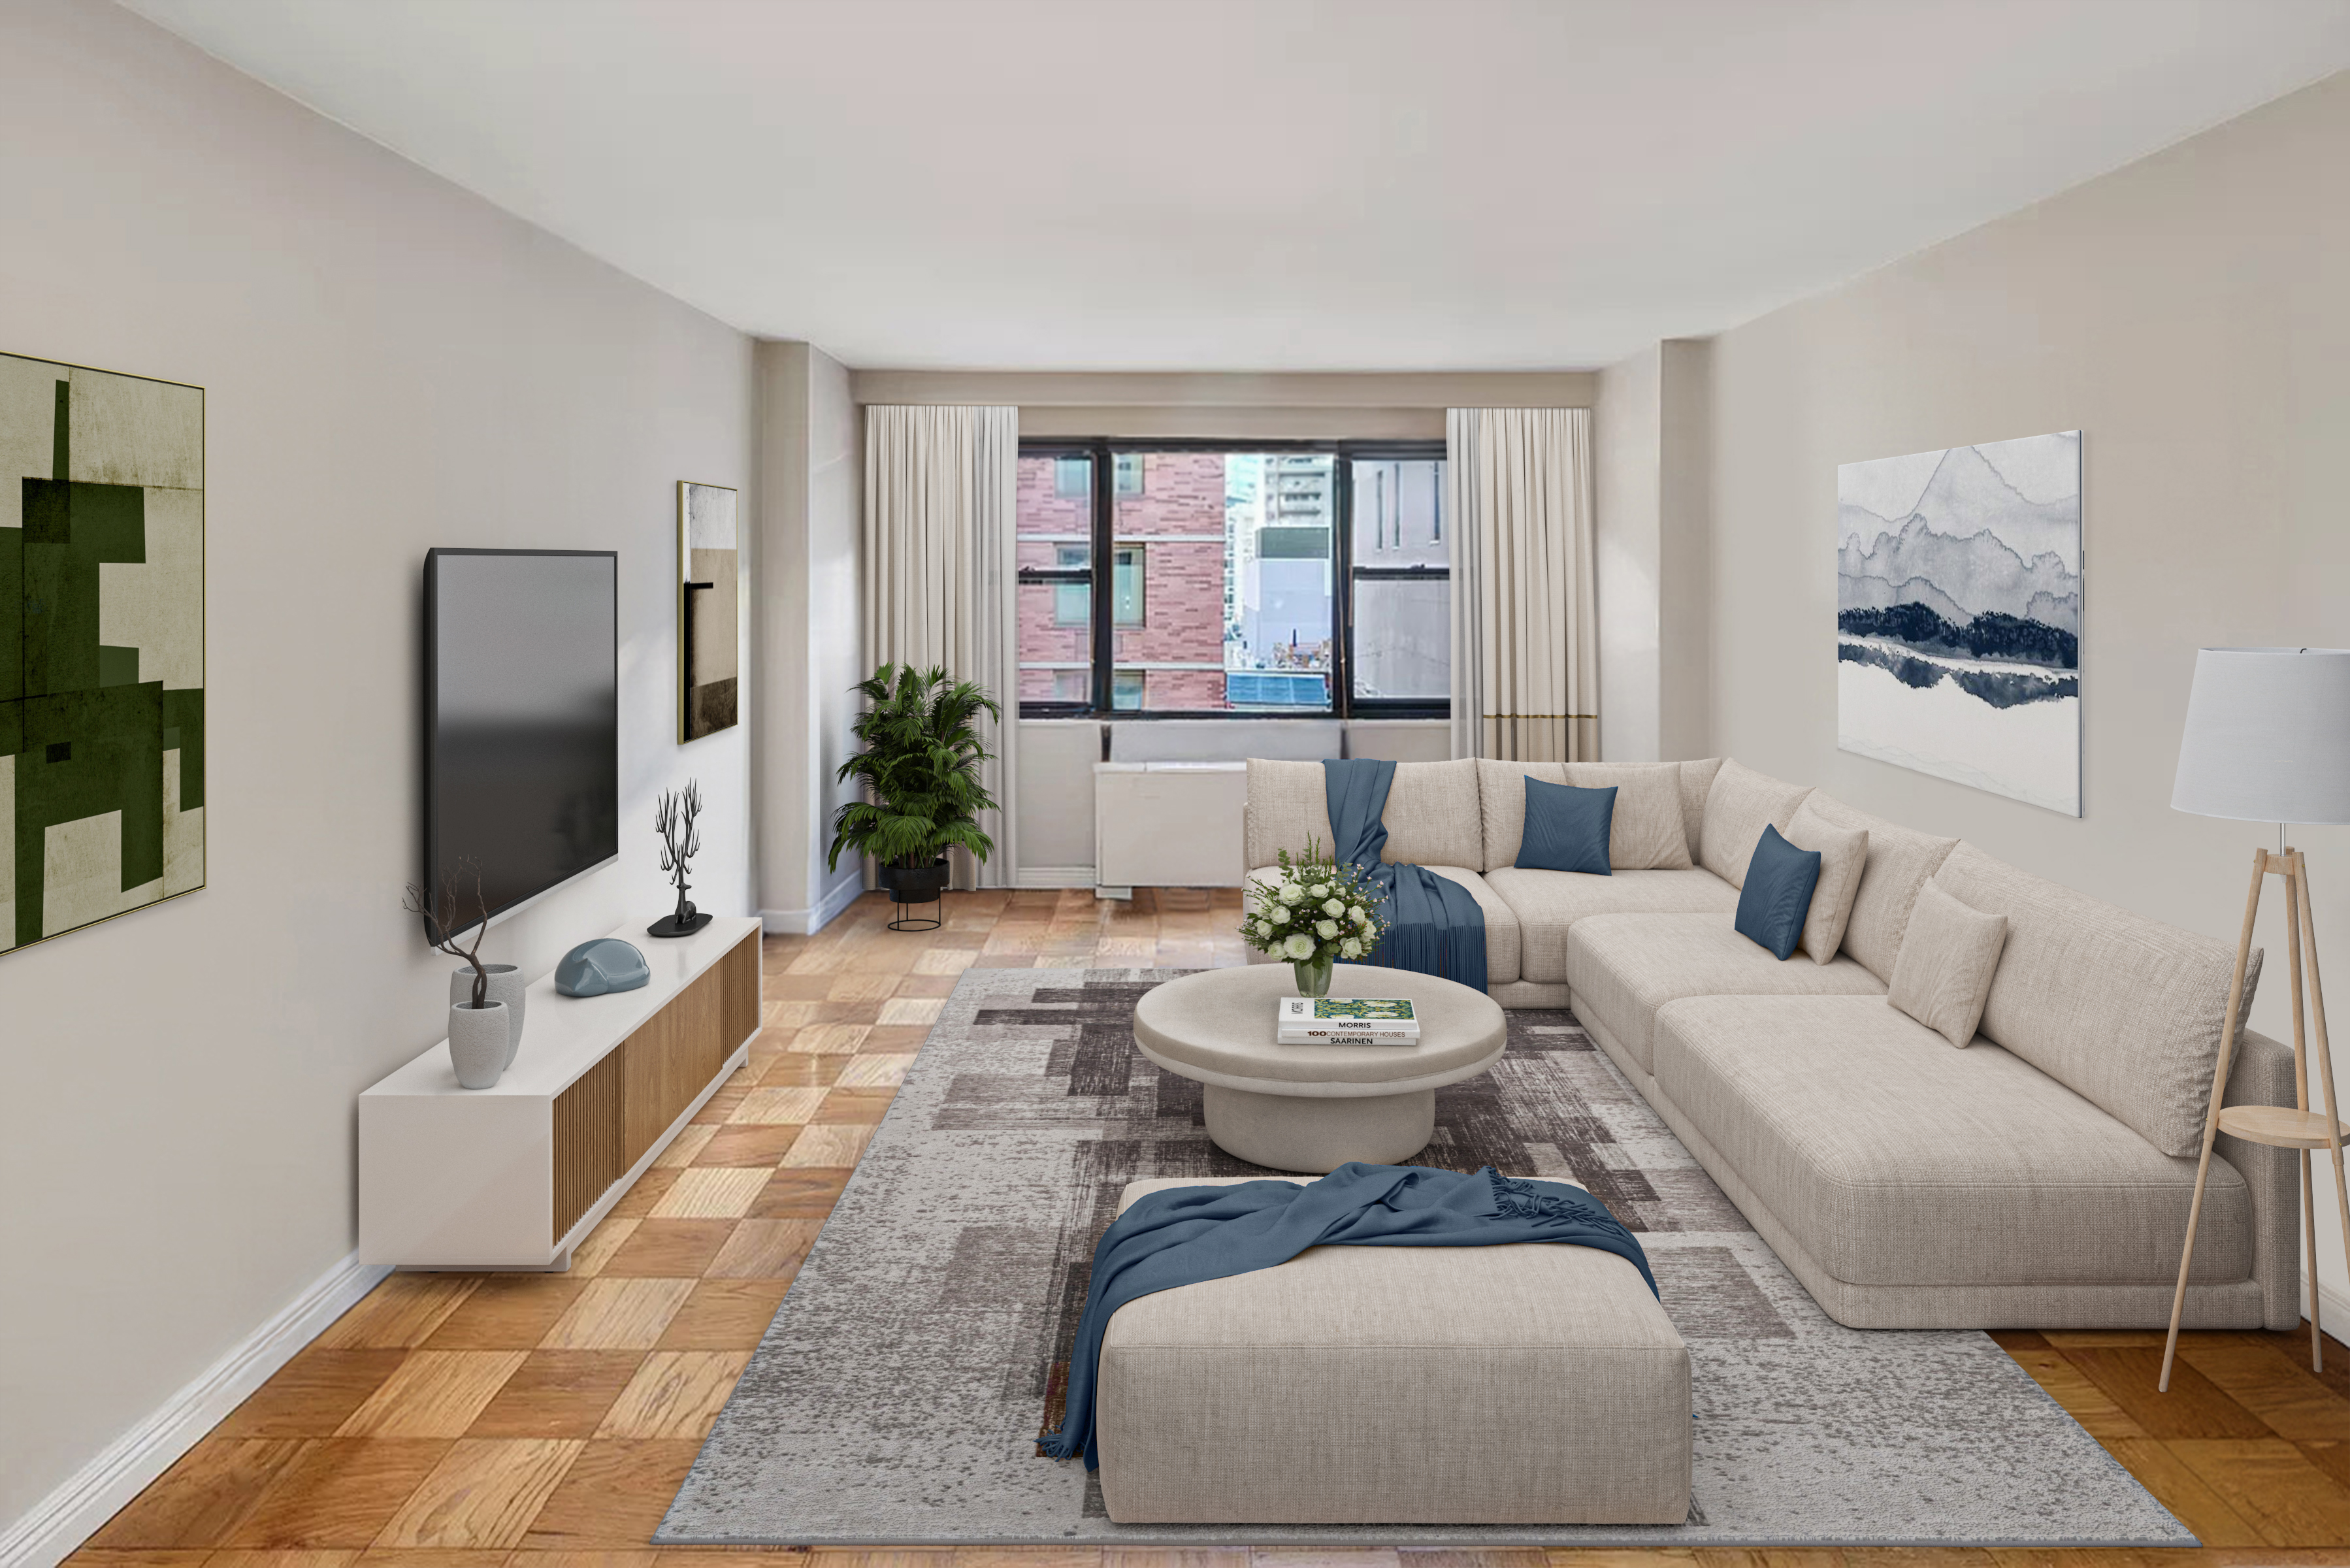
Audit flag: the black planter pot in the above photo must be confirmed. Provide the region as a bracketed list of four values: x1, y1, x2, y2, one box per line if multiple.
[879, 858, 951, 930]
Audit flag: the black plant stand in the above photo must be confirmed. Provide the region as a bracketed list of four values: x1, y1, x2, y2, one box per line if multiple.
[881, 858, 951, 932]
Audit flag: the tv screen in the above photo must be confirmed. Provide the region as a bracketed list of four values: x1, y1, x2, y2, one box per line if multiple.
[424, 549, 619, 930]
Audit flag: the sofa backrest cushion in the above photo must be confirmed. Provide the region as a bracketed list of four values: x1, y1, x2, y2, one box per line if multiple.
[1477, 760, 1691, 872]
[1793, 792, 1959, 982]
[1677, 758, 1725, 866]
[1932, 841, 2264, 1157]
[1782, 799, 1868, 965]
[1477, 760, 1565, 870]
[1699, 760, 1814, 889]
[1567, 763, 1693, 870]
[1245, 757, 1484, 871]
[1379, 759, 1485, 868]
[1245, 759, 1337, 870]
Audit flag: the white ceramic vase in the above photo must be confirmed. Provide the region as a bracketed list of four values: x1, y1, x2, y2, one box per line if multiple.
[448, 1001, 508, 1090]
[451, 963, 527, 1066]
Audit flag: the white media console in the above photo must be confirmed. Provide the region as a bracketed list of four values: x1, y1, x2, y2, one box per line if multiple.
[359, 915, 762, 1268]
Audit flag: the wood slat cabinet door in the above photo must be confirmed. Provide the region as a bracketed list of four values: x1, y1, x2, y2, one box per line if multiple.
[621, 964, 725, 1166]
[551, 1049, 624, 1243]
[719, 932, 761, 1053]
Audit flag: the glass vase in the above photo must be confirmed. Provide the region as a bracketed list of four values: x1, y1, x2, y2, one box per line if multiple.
[1292, 951, 1335, 997]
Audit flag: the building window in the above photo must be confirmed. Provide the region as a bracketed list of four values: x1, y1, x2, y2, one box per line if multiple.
[1016, 441, 1446, 717]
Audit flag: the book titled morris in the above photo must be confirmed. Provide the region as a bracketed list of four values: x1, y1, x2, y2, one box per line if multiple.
[1277, 996, 1420, 1045]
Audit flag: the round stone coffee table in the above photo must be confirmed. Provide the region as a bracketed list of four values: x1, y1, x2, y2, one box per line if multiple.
[1133, 963, 1508, 1173]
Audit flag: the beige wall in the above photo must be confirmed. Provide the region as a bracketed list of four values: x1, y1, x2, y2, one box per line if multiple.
[755, 342, 863, 930]
[1700, 71, 2350, 1315]
[1595, 347, 1663, 761]
[1594, 341, 1712, 762]
[0, 0, 755, 1527]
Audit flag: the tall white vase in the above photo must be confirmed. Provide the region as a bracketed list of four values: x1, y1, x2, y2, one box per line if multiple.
[451, 963, 527, 1066]
[448, 1002, 508, 1090]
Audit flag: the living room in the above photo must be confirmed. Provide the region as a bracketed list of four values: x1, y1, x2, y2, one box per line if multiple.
[5, 0, 2349, 1561]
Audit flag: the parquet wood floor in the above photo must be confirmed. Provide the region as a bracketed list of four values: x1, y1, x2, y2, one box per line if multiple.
[67, 889, 2350, 1568]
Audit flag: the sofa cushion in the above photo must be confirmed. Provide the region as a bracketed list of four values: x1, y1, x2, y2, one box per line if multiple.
[1566, 913, 1884, 1075]
[1651, 994, 2253, 1288]
[1676, 759, 1725, 868]
[1478, 760, 1691, 872]
[1933, 843, 2264, 1158]
[1378, 759, 1485, 870]
[1783, 800, 1867, 966]
[1698, 760, 1813, 889]
[1477, 760, 1564, 871]
[1791, 793, 1958, 983]
[1246, 757, 1482, 873]
[1516, 777, 1615, 874]
[1245, 759, 1337, 870]
[1486, 867, 1739, 984]
[1567, 763, 1695, 870]
[1246, 863, 1522, 987]
[1885, 879, 2008, 1048]
[1732, 825, 1821, 962]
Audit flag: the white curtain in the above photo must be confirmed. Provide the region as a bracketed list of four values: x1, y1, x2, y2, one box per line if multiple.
[1446, 407, 1599, 762]
[862, 405, 1020, 889]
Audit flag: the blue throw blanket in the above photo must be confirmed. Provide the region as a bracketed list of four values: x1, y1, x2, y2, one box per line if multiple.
[1036, 1162, 1657, 1469]
[1324, 757, 1488, 985]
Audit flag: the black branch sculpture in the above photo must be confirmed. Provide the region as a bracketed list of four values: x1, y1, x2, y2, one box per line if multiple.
[649, 778, 712, 938]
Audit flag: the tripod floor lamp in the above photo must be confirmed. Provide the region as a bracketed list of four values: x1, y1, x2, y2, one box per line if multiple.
[2162, 647, 2350, 1392]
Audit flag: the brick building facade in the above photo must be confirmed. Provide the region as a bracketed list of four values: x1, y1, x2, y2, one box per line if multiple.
[1016, 453, 1233, 710]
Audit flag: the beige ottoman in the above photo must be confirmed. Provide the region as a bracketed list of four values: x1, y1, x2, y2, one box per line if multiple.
[1095, 1177, 1691, 1525]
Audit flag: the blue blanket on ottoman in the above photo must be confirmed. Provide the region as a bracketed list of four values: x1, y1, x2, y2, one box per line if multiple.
[1037, 1162, 1656, 1469]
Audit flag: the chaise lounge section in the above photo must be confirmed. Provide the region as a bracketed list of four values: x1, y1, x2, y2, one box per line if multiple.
[1241, 754, 2298, 1331]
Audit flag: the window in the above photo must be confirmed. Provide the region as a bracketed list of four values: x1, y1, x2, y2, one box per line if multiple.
[1347, 455, 1450, 706]
[1016, 441, 1446, 717]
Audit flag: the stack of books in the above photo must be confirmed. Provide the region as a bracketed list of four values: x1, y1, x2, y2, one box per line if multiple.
[1277, 996, 1421, 1047]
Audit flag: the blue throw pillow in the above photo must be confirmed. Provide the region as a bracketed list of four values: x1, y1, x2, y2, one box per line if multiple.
[1516, 776, 1614, 875]
[1735, 824, 1822, 961]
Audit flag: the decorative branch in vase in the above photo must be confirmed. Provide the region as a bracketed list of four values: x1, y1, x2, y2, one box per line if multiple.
[1240, 838, 1391, 997]
[404, 860, 512, 1089]
[649, 778, 713, 938]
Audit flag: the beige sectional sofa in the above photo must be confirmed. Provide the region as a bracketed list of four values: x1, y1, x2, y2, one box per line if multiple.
[1241, 755, 2298, 1332]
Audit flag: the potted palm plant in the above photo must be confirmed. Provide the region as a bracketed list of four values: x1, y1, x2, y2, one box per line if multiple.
[827, 663, 1000, 926]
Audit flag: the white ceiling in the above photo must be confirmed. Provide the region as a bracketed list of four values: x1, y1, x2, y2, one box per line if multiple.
[122, 0, 2350, 371]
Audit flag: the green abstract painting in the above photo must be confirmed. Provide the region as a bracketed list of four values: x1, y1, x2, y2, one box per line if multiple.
[2, 352, 204, 954]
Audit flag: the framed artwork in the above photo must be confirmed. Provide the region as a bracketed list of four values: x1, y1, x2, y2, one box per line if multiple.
[3, 351, 206, 953]
[678, 480, 739, 742]
[1837, 430, 2081, 816]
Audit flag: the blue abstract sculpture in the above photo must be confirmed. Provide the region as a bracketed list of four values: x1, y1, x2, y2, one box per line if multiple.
[555, 938, 650, 998]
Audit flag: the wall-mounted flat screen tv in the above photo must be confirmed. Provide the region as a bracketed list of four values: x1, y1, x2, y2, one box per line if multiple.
[424, 549, 619, 929]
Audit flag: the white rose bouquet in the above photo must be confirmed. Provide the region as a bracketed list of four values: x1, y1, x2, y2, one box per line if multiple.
[1241, 837, 1390, 994]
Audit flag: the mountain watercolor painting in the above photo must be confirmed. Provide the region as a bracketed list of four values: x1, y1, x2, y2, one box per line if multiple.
[1837, 431, 2081, 815]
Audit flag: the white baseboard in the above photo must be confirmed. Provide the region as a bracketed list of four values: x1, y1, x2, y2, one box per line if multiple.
[760, 874, 864, 936]
[1017, 865, 1098, 889]
[0, 1250, 391, 1568]
[2315, 1277, 2350, 1340]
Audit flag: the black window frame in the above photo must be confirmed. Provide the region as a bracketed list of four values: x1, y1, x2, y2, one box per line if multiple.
[1014, 437, 1449, 721]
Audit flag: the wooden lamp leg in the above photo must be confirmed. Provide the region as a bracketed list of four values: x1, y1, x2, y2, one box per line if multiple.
[2162, 847, 2270, 1392]
[2287, 852, 2320, 1369]
[2298, 853, 2350, 1372]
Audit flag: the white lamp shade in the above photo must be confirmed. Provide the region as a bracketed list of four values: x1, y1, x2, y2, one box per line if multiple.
[2172, 647, 2350, 825]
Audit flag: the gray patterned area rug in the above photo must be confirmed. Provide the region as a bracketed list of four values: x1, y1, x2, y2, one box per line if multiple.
[658, 967, 2192, 1548]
